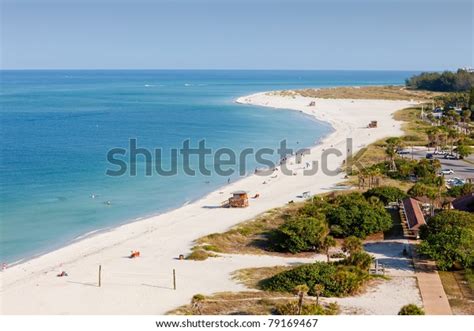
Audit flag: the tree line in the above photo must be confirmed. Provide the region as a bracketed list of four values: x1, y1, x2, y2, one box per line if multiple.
[406, 69, 473, 92]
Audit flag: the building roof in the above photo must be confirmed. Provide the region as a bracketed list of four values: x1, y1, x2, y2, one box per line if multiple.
[231, 190, 248, 195]
[402, 198, 427, 230]
[452, 193, 474, 212]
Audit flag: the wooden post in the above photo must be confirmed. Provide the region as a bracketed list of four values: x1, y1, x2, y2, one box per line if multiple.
[98, 265, 102, 287]
[173, 269, 176, 290]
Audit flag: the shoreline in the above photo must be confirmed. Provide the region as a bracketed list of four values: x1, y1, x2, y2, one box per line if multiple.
[0, 90, 417, 314]
[2, 93, 333, 268]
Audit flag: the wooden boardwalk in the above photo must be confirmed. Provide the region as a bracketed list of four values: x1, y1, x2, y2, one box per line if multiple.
[410, 242, 452, 315]
[399, 206, 452, 315]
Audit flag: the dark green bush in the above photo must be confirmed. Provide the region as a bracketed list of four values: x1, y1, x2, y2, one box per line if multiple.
[297, 199, 330, 218]
[364, 186, 407, 204]
[326, 193, 392, 238]
[419, 210, 474, 270]
[261, 262, 369, 297]
[339, 251, 374, 271]
[398, 304, 425, 315]
[275, 302, 339, 315]
[446, 183, 474, 198]
[272, 216, 328, 253]
[407, 183, 436, 198]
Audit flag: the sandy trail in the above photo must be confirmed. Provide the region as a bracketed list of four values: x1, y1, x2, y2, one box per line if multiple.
[0, 92, 416, 314]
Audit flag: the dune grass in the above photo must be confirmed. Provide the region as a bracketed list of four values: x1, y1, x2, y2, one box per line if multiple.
[192, 203, 304, 255]
[273, 86, 444, 101]
[393, 107, 430, 146]
[232, 266, 294, 289]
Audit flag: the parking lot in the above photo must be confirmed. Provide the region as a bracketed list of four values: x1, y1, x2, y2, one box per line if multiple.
[400, 147, 474, 182]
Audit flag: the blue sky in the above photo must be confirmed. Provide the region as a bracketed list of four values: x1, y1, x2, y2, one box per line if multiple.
[1, 0, 472, 70]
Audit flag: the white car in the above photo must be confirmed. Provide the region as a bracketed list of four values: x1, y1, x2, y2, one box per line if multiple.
[440, 169, 454, 175]
[447, 177, 465, 187]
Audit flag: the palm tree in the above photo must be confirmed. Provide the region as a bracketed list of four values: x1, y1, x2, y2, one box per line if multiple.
[435, 175, 446, 205]
[342, 236, 363, 256]
[358, 169, 368, 189]
[385, 143, 397, 171]
[426, 187, 438, 217]
[461, 109, 471, 134]
[191, 294, 206, 315]
[321, 236, 336, 262]
[313, 284, 325, 306]
[294, 284, 309, 315]
[370, 167, 382, 188]
[385, 137, 402, 171]
[447, 129, 460, 154]
[426, 127, 441, 151]
[399, 162, 412, 179]
[431, 158, 441, 171]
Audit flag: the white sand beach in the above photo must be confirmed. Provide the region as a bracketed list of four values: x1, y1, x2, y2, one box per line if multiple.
[0, 92, 417, 314]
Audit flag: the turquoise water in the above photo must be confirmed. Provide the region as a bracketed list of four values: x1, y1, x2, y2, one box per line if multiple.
[0, 70, 416, 263]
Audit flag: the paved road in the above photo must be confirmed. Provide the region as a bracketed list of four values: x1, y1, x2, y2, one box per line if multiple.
[400, 147, 474, 181]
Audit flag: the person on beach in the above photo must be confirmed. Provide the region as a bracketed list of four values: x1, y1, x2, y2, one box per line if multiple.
[129, 251, 140, 258]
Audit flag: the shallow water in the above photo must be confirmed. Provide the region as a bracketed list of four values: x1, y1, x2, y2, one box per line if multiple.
[0, 70, 416, 263]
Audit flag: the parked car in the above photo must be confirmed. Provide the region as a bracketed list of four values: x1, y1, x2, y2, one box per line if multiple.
[447, 177, 465, 187]
[444, 154, 458, 160]
[397, 149, 410, 155]
[440, 169, 454, 175]
[434, 150, 448, 155]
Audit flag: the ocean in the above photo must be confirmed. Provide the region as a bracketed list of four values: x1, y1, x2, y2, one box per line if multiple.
[0, 70, 416, 263]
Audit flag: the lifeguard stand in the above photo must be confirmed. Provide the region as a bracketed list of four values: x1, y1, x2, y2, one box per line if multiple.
[368, 120, 378, 128]
[228, 191, 249, 208]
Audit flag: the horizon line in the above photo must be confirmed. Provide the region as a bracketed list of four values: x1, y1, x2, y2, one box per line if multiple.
[0, 68, 460, 72]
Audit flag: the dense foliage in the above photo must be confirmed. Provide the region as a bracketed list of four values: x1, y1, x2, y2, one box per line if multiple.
[272, 216, 328, 253]
[407, 183, 437, 198]
[326, 193, 393, 238]
[364, 157, 441, 185]
[261, 262, 369, 297]
[276, 302, 339, 315]
[339, 251, 374, 271]
[419, 211, 474, 270]
[398, 304, 425, 315]
[363, 186, 407, 204]
[406, 70, 473, 92]
[446, 183, 474, 198]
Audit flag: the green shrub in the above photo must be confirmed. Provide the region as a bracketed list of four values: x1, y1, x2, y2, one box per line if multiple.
[413, 159, 439, 183]
[276, 302, 339, 315]
[330, 252, 346, 259]
[446, 183, 474, 198]
[272, 216, 328, 253]
[398, 304, 425, 315]
[201, 244, 222, 252]
[186, 249, 216, 261]
[407, 183, 436, 198]
[419, 210, 474, 270]
[340, 252, 374, 271]
[297, 199, 330, 218]
[364, 186, 407, 204]
[341, 236, 363, 255]
[261, 262, 369, 297]
[326, 193, 392, 238]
